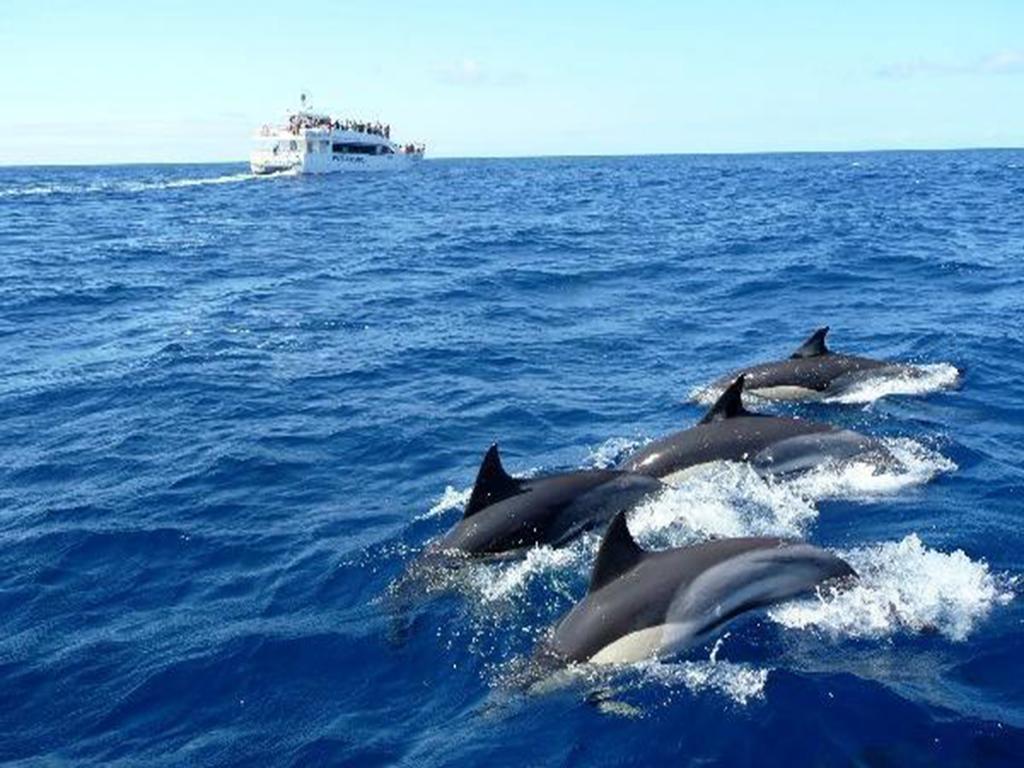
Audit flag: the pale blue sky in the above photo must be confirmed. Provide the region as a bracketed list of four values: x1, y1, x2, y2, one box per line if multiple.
[1, 1, 1021, 164]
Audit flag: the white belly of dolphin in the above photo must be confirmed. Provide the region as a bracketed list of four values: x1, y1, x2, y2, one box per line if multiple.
[746, 385, 822, 401]
[661, 463, 720, 486]
[589, 622, 700, 665]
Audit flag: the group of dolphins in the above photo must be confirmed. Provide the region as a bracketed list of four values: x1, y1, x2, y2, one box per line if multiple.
[422, 328, 937, 669]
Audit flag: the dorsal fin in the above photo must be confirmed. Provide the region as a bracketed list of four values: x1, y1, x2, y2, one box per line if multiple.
[588, 511, 646, 593]
[790, 327, 830, 359]
[699, 375, 750, 424]
[463, 444, 524, 519]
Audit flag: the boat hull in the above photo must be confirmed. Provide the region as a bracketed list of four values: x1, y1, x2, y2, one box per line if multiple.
[250, 150, 423, 175]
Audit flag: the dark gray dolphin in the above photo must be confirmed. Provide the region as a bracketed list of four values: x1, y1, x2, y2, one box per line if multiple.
[431, 445, 664, 556]
[539, 511, 855, 665]
[619, 375, 890, 480]
[706, 326, 911, 401]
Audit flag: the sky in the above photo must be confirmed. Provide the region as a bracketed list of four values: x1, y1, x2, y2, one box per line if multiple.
[0, 0, 1022, 164]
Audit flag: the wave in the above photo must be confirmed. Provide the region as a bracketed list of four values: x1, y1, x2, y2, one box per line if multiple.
[769, 534, 1015, 641]
[538, 657, 769, 709]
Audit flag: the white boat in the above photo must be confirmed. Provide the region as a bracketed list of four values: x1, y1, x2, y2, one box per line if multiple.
[250, 99, 425, 175]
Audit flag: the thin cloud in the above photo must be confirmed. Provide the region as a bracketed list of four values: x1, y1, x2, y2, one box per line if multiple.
[978, 49, 1024, 74]
[433, 58, 525, 87]
[877, 49, 1024, 79]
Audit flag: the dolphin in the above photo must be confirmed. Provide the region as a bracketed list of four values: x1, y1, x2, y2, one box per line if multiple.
[619, 375, 891, 481]
[539, 511, 855, 665]
[430, 445, 664, 557]
[703, 326, 916, 401]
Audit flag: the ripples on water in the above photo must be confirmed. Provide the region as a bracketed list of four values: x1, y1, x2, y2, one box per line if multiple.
[1, 152, 1023, 766]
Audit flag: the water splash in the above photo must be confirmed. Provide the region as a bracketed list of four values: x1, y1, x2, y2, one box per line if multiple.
[635, 658, 769, 705]
[622, 437, 953, 545]
[499, 649, 769, 708]
[420, 485, 471, 520]
[781, 437, 956, 501]
[629, 464, 817, 543]
[769, 534, 1014, 641]
[586, 436, 647, 468]
[468, 544, 586, 603]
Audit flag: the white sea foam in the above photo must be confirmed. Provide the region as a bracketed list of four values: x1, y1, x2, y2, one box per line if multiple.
[122, 172, 263, 192]
[420, 484, 471, 519]
[517, 640, 769, 708]
[586, 436, 646, 468]
[0, 183, 87, 198]
[769, 534, 1014, 641]
[781, 437, 956, 501]
[469, 544, 586, 603]
[0, 171, 278, 199]
[629, 464, 818, 543]
[621, 437, 953, 544]
[635, 658, 769, 705]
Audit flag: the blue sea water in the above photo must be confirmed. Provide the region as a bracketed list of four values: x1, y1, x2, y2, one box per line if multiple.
[1, 151, 1023, 767]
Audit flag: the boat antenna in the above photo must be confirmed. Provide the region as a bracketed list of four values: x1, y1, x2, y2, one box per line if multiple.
[299, 90, 313, 112]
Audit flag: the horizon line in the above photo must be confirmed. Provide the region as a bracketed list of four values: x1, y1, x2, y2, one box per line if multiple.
[1, 144, 1021, 169]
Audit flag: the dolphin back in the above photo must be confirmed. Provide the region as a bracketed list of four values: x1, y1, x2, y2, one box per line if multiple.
[750, 429, 891, 477]
[665, 542, 856, 644]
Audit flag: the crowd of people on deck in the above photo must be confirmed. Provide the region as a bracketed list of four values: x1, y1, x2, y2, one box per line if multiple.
[264, 112, 424, 154]
[287, 113, 391, 138]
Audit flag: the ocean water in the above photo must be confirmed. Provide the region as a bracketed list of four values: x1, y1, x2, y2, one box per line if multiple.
[1, 151, 1023, 766]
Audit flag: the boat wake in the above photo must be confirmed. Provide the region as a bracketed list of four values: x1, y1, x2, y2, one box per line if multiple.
[0, 170, 289, 199]
[125, 172, 265, 191]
